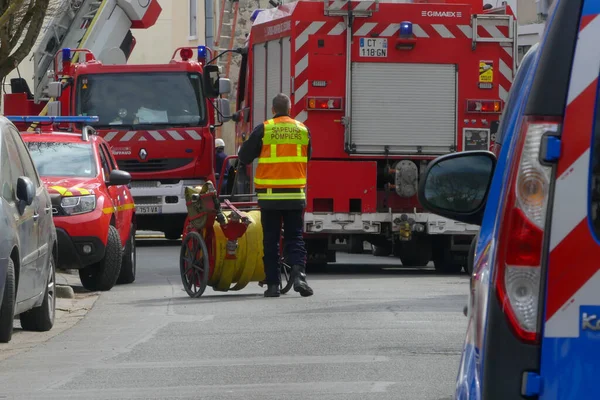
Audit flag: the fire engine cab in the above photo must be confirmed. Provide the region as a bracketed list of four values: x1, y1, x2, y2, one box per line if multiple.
[231, 0, 517, 271]
[4, 0, 235, 240]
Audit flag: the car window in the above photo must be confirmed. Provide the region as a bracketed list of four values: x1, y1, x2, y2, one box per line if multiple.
[494, 44, 539, 146]
[26, 142, 97, 177]
[100, 143, 116, 170]
[97, 144, 111, 181]
[1, 132, 15, 201]
[4, 129, 28, 187]
[8, 127, 40, 188]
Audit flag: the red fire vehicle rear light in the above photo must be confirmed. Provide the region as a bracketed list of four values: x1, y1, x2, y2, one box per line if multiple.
[306, 97, 343, 111]
[492, 117, 561, 345]
[466, 99, 502, 113]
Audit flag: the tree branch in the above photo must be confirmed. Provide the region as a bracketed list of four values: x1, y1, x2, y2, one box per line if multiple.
[9, 3, 34, 48]
[0, 0, 49, 77]
[0, 0, 26, 29]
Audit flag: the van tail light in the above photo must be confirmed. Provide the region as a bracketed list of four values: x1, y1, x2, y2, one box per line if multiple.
[493, 117, 560, 344]
[306, 97, 343, 111]
[467, 99, 502, 113]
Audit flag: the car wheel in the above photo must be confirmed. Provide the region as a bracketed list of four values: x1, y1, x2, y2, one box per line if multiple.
[0, 258, 16, 343]
[20, 255, 56, 332]
[79, 225, 123, 291]
[117, 223, 136, 284]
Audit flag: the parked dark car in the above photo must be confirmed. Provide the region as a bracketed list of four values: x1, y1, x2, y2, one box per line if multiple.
[0, 116, 57, 343]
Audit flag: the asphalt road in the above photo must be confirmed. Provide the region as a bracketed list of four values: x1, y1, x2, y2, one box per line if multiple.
[0, 240, 470, 400]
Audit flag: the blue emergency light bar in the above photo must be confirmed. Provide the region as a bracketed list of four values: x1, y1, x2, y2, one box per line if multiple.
[198, 45, 207, 58]
[399, 21, 413, 37]
[6, 116, 99, 124]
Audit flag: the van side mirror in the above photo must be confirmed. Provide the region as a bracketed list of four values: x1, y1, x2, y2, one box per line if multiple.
[203, 64, 220, 98]
[216, 98, 232, 123]
[16, 176, 35, 207]
[417, 151, 496, 226]
[107, 169, 131, 186]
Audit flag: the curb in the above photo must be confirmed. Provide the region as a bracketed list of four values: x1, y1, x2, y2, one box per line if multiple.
[56, 285, 75, 299]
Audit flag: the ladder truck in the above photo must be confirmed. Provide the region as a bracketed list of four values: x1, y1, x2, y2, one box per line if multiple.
[5, 0, 236, 240]
[229, 0, 517, 272]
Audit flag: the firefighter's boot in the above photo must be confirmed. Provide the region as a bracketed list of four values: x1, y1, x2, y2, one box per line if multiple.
[292, 265, 314, 297]
[264, 284, 280, 297]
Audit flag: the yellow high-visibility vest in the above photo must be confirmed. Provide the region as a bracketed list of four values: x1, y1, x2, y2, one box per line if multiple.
[254, 116, 309, 201]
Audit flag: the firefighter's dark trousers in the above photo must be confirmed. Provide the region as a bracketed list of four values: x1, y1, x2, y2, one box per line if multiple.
[260, 209, 307, 285]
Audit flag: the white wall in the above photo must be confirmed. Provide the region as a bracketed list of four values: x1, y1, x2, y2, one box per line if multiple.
[127, 0, 173, 64]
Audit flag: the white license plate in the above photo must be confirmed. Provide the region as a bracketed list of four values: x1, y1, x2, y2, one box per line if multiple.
[359, 38, 388, 58]
[136, 206, 162, 214]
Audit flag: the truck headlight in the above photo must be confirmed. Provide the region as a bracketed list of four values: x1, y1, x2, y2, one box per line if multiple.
[61, 195, 96, 215]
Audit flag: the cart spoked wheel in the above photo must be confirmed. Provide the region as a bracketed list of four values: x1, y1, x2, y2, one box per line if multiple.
[279, 260, 294, 294]
[180, 231, 210, 298]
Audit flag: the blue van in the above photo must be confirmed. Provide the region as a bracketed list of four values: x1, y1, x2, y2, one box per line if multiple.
[418, 0, 600, 398]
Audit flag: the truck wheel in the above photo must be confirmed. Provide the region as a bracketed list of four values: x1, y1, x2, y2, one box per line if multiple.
[371, 243, 392, 257]
[20, 255, 55, 332]
[117, 223, 137, 284]
[79, 225, 123, 291]
[432, 236, 464, 274]
[397, 235, 432, 266]
[347, 236, 365, 254]
[0, 258, 16, 343]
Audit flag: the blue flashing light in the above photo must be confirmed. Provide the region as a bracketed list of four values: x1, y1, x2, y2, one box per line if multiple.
[5, 116, 99, 124]
[399, 21, 413, 37]
[62, 47, 72, 61]
[250, 9, 264, 22]
[197, 45, 207, 59]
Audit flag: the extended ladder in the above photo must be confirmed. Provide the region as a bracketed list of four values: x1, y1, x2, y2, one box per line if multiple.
[32, 0, 106, 103]
[214, 0, 240, 82]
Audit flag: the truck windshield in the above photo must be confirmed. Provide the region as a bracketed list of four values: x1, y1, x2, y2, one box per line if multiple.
[26, 142, 97, 178]
[75, 72, 206, 128]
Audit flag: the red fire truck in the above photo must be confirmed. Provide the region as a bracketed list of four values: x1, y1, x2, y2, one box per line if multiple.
[230, 0, 517, 271]
[4, 0, 235, 239]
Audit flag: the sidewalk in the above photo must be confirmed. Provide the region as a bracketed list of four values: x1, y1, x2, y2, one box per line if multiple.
[56, 269, 82, 290]
[0, 269, 99, 361]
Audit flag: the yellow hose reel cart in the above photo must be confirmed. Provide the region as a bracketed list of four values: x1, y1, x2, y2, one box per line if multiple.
[180, 180, 293, 297]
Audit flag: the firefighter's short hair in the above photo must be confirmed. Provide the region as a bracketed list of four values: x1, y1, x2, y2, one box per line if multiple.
[272, 93, 291, 116]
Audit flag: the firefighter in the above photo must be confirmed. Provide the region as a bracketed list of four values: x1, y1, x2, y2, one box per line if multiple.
[238, 93, 314, 298]
[215, 138, 229, 193]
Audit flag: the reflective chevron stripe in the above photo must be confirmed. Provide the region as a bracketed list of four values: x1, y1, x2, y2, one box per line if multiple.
[544, 13, 600, 338]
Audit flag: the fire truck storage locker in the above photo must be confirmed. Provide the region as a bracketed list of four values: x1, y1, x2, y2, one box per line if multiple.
[350, 62, 458, 155]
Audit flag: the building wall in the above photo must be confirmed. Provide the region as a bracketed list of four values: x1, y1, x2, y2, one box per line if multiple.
[516, 0, 545, 63]
[517, 0, 539, 24]
[172, 0, 207, 49]
[213, 0, 270, 155]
